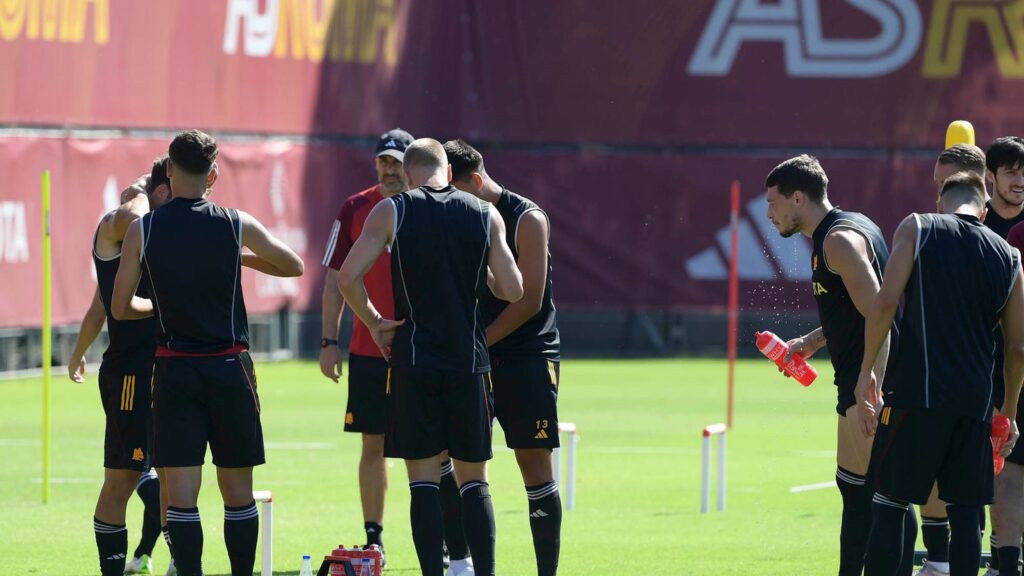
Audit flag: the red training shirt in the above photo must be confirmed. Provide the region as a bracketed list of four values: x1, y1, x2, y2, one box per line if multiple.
[322, 184, 394, 358]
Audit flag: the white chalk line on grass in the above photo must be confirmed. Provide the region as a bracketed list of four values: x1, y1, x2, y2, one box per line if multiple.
[789, 481, 834, 493]
[0, 439, 39, 447]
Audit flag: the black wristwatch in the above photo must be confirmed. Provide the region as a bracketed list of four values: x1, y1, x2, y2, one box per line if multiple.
[320, 338, 338, 348]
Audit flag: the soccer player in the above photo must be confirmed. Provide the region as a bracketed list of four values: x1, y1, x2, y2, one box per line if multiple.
[111, 130, 304, 576]
[338, 138, 523, 576]
[992, 138, 1024, 576]
[916, 143, 987, 576]
[856, 172, 1024, 576]
[764, 155, 901, 576]
[66, 159, 174, 576]
[320, 128, 415, 558]
[444, 139, 562, 576]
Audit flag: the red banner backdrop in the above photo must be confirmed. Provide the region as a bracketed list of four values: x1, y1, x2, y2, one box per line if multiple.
[2, 1, 1024, 146]
[0, 135, 935, 328]
[2, 1, 1022, 327]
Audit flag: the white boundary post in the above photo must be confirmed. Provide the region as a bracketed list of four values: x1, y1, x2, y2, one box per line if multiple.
[700, 424, 727, 514]
[552, 422, 578, 510]
[253, 490, 273, 576]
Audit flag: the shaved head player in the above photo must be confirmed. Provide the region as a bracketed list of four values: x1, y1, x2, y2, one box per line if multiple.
[338, 138, 523, 576]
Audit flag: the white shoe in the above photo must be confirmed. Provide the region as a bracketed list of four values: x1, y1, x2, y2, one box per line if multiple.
[981, 565, 998, 576]
[914, 560, 950, 576]
[164, 558, 177, 576]
[446, 557, 475, 576]
[124, 555, 153, 574]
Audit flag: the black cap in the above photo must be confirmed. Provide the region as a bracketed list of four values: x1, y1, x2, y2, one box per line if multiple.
[375, 128, 415, 162]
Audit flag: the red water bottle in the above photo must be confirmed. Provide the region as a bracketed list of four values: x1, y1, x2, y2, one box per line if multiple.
[755, 331, 818, 386]
[993, 414, 1012, 475]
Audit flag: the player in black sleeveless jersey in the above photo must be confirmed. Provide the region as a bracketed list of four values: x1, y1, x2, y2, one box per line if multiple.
[857, 172, 1024, 576]
[916, 143, 988, 576]
[764, 155, 902, 576]
[338, 138, 522, 576]
[111, 130, 304, 576]
[445, 139, 562, 576]
[66, 158, 174, 576]
[981, 137, 1024, 576]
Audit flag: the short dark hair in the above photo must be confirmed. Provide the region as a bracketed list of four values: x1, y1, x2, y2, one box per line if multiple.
[940, 171, 987, 208]
[168, 130, 218, 175]
[986, 136, 1024, 174]
[764, 155, 828, 202]
[146, 156, 169, 194]
[938, 144, 986, 176]
[443, 139, 484, 182]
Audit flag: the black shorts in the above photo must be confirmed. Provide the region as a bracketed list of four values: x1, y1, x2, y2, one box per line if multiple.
[344, 354, 388, 434]
[868, 406, 993, 506]
[152, 351, 265, 468]
[98, 355, 154, 471]
[492, 355, 560, 449]
[836, 379, 856, 416]
[384, 365, 493, 462]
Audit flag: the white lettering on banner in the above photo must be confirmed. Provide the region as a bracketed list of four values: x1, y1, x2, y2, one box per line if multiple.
[684, 193, 812, 281]
[224, 0, 279, 57]
[688, 0, 923, 78]
[0, 202, 30, 263]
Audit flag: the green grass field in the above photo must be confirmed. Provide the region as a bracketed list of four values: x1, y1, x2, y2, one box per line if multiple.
[0, 358, 977, 575]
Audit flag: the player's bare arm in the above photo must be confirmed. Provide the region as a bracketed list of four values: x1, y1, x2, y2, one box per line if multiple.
[856, 215, 917, 437]
[319, 267, 345, 382]
[825, 228, 890, 383]
[486, 208, 524, 303]
[98, 178, 150, 244]
[782, 327, 826, 366]
[999, 265, 1024, 455]
[486, 210, 547, 346]
[238, 211, 304, 277]
[67, 287, 106, 383]
[110, 220, 154, 320]
[338, 201, 403, 355]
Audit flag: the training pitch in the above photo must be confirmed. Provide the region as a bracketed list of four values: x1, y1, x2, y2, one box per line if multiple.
[0, 358, 976, 574]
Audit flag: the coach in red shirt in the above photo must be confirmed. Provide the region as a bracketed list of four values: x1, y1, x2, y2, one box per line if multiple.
[319, 128, 413, 556]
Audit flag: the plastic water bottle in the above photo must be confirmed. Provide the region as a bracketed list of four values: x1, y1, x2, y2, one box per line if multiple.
[755, 331, 818, 386]
[299, 554, 314, 576]
[362, 555, 373, 576]
[993, 414, 1012, 475]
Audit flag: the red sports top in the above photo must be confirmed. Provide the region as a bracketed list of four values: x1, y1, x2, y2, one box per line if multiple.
[322, 185, 394, 358]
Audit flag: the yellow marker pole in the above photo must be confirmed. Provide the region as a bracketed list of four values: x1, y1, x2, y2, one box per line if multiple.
[945, 120, 975, 148]
[41, 170, 51, 504]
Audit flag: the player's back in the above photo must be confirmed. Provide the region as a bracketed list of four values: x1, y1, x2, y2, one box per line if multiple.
[141, 197, 249, 354]
[93, 229, 156, 361]
[390, 185, 491, 372]
[889, 212, 1020, 420]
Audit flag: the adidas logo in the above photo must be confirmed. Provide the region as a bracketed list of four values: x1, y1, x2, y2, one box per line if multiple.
[106, 553, 127, 560]
[534, 429, 549, 440]
[684, 193, 812, 281]
[530, 509, 549, 518]
[385, 139, 397, 148]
